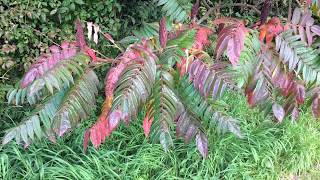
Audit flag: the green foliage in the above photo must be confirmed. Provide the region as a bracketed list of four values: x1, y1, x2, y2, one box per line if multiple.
[1, 92, 320, 179]
[0, 0, 163, 85]
[148, 71, 176, 151]
[167, 29, 196, 48]
[0, 0, 121, 81]
[3, 69, 99, 146]
[155, 0, 192, 22]
[233, 32, 261, 88]
[276, 30, 320, 84]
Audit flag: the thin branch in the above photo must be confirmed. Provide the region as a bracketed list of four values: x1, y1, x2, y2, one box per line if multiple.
[198, 3, 261, 24]
[287, 0, 292, 22]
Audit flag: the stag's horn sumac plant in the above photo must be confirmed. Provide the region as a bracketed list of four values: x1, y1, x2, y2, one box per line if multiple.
[3, 2, 320, 158]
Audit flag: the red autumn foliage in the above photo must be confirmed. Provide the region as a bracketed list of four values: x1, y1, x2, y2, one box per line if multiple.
[215, 20, 247, 66]
[259, 17, 283, 47]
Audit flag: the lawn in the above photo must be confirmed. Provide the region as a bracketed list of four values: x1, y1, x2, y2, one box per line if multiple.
[1, 91, 320, 179]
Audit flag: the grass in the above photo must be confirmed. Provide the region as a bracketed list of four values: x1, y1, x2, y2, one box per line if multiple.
[1, 91, 320, 179]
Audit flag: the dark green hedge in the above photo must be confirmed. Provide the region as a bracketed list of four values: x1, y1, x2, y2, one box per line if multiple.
[0, 0, 160, 83]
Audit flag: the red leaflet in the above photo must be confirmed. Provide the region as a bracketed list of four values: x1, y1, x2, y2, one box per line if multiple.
[177, 26, 212, 77]
[184, 125, 196, 143]
[85, 47, 97, 62]
[193, 27, 212, 50]
[143, 111, 153, 138]
[84, 43, 154, 150]
[159, 17, 167, 48]
[143, 106, 154, 138]
[100, 48, 142, 120]
[177, 57, 187, 77]
[244, 81, 257, 107]
[306, 0, 312, 7]
[259, 17, 283, 47]
[83, 130, 90, 152]
[76, 20, 99, 62]
[272, 103, 285, 122]
[215, 19, 247, 66]
[273, 72, 295, 97]
[287, 8, 318, 46]
[246, 90, 255, 107]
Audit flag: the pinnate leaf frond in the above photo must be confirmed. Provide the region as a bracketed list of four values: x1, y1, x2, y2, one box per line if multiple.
[3, 70, 99, 146]
[53, 70, 99, 137]
[85, 43, 157, 149]
[287, 7, 320, 46]
[2, 90, 65, 146]
[7, 44, 90, 105]
[275, 30, 320, 84]
[178, 75, 242, 138]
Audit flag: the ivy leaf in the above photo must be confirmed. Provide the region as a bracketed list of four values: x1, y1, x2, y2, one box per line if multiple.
[272, 103, 285, 122]
[50, 9, 58, 15]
